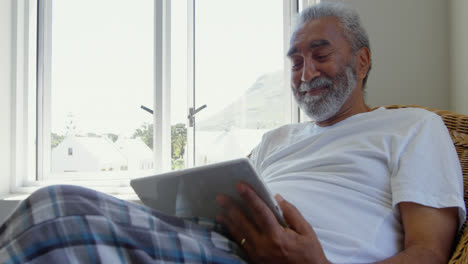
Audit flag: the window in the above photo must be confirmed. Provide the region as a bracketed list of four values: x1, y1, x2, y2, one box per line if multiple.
[12, 0, 312, 192]
[191, 0, 291, 166]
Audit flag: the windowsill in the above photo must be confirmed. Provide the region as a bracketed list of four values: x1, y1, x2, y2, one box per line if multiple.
[4, 171, 157, 202]
[1, 186, 141, 202]
[0, 193, 30, 201]
[0, 186, 142, 225]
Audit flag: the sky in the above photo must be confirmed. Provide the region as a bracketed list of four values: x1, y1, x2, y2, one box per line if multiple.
[50, 0, 285, 137]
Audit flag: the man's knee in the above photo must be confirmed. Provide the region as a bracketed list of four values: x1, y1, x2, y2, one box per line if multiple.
[27, 184, 92, 204]
[24, 185, 103, 219]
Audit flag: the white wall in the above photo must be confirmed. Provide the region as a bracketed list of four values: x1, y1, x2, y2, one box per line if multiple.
[449, 0, 468, 115]
[327, 0, 450, 110]
[0, 0, 12, 196]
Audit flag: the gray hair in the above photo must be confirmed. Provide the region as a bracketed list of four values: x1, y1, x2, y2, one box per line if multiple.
[296, 2, 372, 89]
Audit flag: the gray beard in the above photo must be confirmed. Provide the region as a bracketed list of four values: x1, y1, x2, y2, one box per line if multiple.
[293, 65, 357, 122]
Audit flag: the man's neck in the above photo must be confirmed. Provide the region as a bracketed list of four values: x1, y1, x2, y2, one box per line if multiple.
[316, 87, 371, 127]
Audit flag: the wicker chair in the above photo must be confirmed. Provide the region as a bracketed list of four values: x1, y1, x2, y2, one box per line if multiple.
[383, 105, 468, 263]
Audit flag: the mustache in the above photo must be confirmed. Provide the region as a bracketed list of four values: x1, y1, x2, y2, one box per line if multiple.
[299, 77, 333, 92]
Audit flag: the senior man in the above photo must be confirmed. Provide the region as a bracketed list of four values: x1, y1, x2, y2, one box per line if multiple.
[0, 2, 465, 264]
[216, 2, 465, 264]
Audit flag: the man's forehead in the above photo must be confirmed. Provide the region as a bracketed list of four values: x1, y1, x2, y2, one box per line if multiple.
[287, 39, 331, 57]
[287, 16, 345, 56]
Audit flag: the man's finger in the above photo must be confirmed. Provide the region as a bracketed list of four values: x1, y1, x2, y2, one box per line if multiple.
[215, 213, 257, 260]
[216, 194, 258, 243]
[237, 182, 280, 234]
[275, 194, 313, 235]
[216, 213, 242, 243]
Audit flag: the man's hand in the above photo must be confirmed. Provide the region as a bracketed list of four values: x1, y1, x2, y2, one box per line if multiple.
[216, 182, 330, 264]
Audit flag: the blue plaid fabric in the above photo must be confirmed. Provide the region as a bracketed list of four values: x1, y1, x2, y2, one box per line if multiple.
[0, 185, 247, 264]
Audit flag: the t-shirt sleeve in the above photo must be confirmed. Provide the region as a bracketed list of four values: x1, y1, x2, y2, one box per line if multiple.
[391, 114, 466, 230]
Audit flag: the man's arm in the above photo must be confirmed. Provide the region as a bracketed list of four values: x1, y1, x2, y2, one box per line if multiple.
[373, 202, 459, 264]
[217, 183, 460, 264]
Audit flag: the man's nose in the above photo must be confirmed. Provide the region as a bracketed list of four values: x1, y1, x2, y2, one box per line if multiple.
[301, 60, 320, 82]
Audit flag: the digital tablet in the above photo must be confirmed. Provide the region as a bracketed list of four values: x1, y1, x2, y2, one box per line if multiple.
[130, 158, 286, 226]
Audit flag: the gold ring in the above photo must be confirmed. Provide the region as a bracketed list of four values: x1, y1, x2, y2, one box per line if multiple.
[240, 238, 246, 246]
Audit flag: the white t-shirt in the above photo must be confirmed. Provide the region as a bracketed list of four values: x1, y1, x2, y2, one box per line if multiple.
[250, 107, 466, 264]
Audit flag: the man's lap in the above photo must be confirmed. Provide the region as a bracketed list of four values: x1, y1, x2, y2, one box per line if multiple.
[0, 185, 247, 263]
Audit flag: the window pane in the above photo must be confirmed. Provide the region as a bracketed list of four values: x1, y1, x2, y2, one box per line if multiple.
[170, 0, 189, 171]
[194, 0, 290, 165]
[49, 0, 154, 179]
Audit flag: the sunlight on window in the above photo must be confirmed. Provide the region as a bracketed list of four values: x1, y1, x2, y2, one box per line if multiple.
[45, 0, 290, 179]
[194, 0, 289, 165]
[49, 0, 154, 178]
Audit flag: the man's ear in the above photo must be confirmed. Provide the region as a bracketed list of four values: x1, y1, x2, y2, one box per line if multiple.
[355, 47, 370, 81]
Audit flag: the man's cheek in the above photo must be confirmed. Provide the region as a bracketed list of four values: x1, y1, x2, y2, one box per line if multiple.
[291, 74, 301, 88]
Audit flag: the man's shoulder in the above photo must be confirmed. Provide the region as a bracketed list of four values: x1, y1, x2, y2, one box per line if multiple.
[380, 106, 437, 117]
[363, 107, 445, 136]
[370, 106, 441, 124]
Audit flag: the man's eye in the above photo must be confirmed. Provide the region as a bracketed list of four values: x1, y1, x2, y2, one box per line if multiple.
[292, 62, 303, 70]
[316, 54, 330, 60]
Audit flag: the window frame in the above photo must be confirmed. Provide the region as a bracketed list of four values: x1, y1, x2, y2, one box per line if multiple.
[36, 0, 52, 182]
[11, 0, 309, 195]
[11, 0, 38, 194]
[34, 0, 171, 182]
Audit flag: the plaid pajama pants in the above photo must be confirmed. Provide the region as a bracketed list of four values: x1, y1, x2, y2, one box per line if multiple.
[0, 185, 247, 264]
